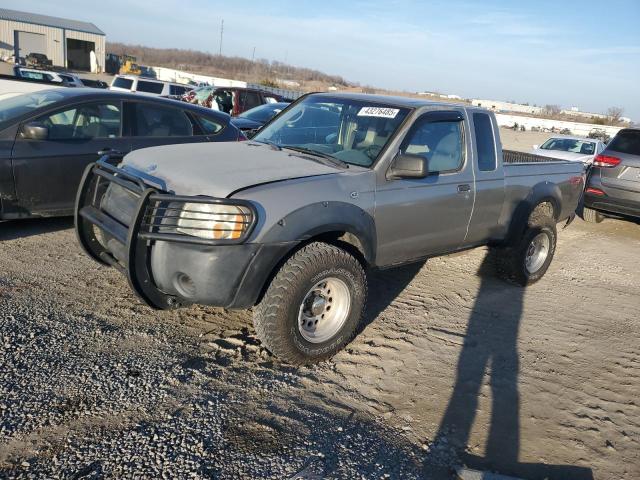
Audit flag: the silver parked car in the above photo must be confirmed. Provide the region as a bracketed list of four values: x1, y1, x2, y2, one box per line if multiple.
[531, 135, 606, 164]
[583, 128, 640, 222]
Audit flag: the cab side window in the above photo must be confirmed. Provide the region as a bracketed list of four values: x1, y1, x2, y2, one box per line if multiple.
[33, 103, 121, 140]
[136, 80, 164, 95]
[133, 104, 193, 137]
[403, 120, 463, 173]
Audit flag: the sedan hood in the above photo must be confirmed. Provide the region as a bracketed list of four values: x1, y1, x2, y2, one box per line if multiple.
[531, 148, 593, 163]
[122, 142, 341, 198]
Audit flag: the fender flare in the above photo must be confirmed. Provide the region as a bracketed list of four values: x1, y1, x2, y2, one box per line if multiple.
[259, 201, 377, 264]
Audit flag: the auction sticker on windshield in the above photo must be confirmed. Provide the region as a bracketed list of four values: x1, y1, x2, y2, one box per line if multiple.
[357, 107, 400, 118]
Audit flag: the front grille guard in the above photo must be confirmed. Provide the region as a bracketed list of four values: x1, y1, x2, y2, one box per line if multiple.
[74, 158, 257, 310]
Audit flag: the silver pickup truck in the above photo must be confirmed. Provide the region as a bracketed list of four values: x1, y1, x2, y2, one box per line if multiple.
[75, 93, 584, 364]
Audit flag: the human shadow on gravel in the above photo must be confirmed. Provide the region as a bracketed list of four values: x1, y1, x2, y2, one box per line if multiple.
[0, 217, 73, 241]
[422, 251, 593, 480]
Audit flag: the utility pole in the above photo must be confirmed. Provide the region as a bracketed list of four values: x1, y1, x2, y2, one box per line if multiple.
[251, 46, 256, 62]
[219, 19, 224, 56]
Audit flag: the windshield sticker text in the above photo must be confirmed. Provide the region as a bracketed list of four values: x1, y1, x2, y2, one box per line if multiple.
[357, 107, 400, 118]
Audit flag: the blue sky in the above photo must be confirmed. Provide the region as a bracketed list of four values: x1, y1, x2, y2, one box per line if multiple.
[13, 0, 640, 120]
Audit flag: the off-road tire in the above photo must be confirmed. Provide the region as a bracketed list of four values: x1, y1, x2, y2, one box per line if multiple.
[253, 242, 367, 365]
[582, 206, 604, 223]
[497, 204, 557, 286]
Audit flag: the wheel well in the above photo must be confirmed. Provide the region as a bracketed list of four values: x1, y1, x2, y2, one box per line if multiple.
[529, 198, 559, 219]
[529, 199, 558, 225]
[253, 231, 369, 306]
[505, 198, 558, 247]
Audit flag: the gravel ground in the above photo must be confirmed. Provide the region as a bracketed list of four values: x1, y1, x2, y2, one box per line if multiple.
[1, 214, 639, 479]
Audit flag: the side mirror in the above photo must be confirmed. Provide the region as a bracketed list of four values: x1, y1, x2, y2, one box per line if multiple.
[388, 153, 428, 179]
[22, 122, 48, 140]
[532, 144, 539, 150]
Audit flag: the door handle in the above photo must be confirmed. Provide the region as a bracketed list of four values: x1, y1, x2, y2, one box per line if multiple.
[457, 184, 471, 193]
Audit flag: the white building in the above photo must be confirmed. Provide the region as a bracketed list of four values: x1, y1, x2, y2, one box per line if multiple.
[561, 107, 631, 123]
[0, 8, 105, 72]
[472, 99, 543, 115]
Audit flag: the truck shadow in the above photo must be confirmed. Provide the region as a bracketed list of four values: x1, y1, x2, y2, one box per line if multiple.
[0, 217, 73, 241]
[358, 260, 426, 335]
[422, 250, 593, 480]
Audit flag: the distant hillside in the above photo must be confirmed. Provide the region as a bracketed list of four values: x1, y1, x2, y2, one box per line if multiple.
[107, 42, 350, 88]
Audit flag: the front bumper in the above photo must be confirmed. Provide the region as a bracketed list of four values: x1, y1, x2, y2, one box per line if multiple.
[75, 160, 289, 310]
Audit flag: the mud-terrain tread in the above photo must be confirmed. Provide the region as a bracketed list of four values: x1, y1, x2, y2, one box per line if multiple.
[496, 203, 557, 286]
[253, 242, 367, 365]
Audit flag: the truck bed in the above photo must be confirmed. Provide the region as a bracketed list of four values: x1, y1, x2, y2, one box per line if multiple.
[503, 149, 572, 164]
[500, 149, 584, 230]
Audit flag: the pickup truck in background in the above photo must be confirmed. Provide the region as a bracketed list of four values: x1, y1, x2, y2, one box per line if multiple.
[75, 93, 584, 364]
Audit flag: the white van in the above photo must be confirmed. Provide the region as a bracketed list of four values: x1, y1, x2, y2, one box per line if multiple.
[109, 75, 192, 97]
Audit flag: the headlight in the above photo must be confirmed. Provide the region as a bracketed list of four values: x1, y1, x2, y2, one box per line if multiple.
[176, 202, 253, 240]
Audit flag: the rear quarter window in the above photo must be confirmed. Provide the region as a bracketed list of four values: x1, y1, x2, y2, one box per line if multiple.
[608, 130, 640, 156]
[195, 115, 224, 135]
[473, 112, 496, 171]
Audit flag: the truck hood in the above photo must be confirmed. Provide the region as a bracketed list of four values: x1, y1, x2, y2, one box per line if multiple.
[122, 142, 342, 197]
[531, 148, 594, 164]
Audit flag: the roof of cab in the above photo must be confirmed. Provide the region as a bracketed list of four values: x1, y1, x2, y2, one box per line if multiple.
[18, 88, 231, 118]
[309, 92, 469, 110]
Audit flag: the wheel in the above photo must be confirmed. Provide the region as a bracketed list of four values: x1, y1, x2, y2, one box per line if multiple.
[253, 242, 367, 365]
[583, 206, 604, 223]
[497, 206, 557, 286]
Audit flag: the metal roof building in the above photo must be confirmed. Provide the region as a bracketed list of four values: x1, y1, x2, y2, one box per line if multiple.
[0, 8, 105, 72]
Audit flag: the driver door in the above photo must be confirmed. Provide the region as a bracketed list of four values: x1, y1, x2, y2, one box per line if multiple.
[12, 101, 126, 216]
[375, 111, 475, 266]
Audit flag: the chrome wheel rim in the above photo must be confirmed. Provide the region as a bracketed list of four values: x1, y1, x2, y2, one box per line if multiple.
[298, 277, 351, 344]
[525, 232, 550, 274]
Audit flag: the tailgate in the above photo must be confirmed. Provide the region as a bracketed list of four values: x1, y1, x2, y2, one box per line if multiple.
[600, 152, 640, 194]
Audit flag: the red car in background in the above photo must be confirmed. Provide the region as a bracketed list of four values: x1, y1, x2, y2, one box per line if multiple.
[180, 86, 282, 116]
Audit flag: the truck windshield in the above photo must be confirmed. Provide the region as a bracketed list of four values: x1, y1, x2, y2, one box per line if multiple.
[253, 96, 411, 167]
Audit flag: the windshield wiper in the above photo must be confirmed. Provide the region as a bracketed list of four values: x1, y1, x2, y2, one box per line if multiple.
[283, 146, 349, 169]
[256, 139, 282, 151]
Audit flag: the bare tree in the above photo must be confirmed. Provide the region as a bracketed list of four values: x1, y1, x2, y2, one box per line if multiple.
[106, 42, 350, 87]
[607, 107, 624, 124]
[543, 104, 562, 116]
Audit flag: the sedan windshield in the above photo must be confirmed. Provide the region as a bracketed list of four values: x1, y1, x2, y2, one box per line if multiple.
[0, 91, 66, 129]
[540, 138, 595, 155]
[252, 96, 411, 167]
